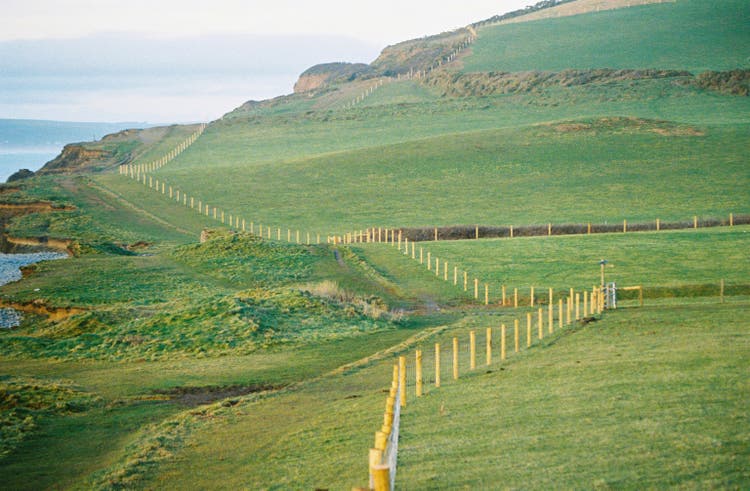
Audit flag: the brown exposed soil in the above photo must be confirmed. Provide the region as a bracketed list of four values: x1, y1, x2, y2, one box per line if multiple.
[0, 301, 86, 322]
[152, 384, 284, 407]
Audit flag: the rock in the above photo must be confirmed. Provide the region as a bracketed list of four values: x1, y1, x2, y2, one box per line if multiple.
[6, 169, 35, 182]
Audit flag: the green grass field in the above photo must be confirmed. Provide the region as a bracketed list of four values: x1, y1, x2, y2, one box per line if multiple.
[466, 0, 750, 72]
[365, 226, 750, 299]
[397, 302, 750, 488]
[1, 0, 749, 487]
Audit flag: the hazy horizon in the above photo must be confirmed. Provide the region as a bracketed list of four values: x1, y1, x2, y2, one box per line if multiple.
[0, 0, 530, 123]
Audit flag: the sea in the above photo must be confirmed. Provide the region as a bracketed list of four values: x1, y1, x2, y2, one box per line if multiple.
[0, 119, 151, 182]
[0, 252, 68, 328]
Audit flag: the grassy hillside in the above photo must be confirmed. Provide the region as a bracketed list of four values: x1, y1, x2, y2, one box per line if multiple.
[1, 0, 749, 488]
[152, 107, 750, 231]
[358, 226, 750, 299]
[398, 302, 750, 488]
[465, 0, 750, 72]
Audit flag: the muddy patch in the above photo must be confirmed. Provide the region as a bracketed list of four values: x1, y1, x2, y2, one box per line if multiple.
[152, 384, 284, 407]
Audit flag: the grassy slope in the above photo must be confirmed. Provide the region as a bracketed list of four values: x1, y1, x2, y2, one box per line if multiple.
[465, 0, 750, 72]
[380, 226, 750, 295]
[398, 303, 750, 488]
[154, 103, 750, 231]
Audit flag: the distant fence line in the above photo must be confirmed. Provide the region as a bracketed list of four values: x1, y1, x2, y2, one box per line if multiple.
[338, 214, 747, 244]
[117, 125, 331, 247]
[346, 28, 475, 110]
[119, 124, 206, 177]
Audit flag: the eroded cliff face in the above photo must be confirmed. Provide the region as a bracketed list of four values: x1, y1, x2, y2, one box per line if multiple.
[294, 73, 331, 93]
[293, 62, 374, 93]
[36, 144, 110, 175]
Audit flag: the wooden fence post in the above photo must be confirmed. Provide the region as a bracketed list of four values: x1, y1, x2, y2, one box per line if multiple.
[453, 337, 459, 380]
[502, 285, 506, 306]
[427, 252, 431, 270]
[470, 331, 476, 370]
[575, 293, 580, 320]
[567, 295, 572, 324]
[475, 225, 479, 239]
[694, 216, 698, 229]
[435, 343, 441, 387]
[623, 219, 627, 233]
[583, 291, 588, 317]
[530, 286, 535, 307]
[514, 319, 520, 352]
[474, 278, 479, 300]
[559, 298, 564, 330]
[526, 312, 532, 348]
[485, 284, 489, 305]
[510, 225, 514, 238]
[454, 266, 458, 285]
[501, 324, 506, 361]
[444, 262, 448, 281]
[548, 302, 554, 334]
[538, 308, 544, 340]
[399, 356, 406, 407]
[656, 218, 660, 231]
[420, 248, 423, 264]
[514, 288, 518, 308]
[486, 327, 492, 366]
[435, 257, 440, 276]
[464, 272, 468, 292]
[434, 228, 438, 241]
[412, 242, 415, 259]
[730, 213, 734, 226]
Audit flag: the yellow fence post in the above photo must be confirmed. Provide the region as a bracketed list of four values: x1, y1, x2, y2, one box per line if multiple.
[501, 324, 506, 361]
[371, 464, 390, 491]
[514, 288, 518, 308]
[420, 248, 423, 264]
[730, 213, 734, 226]
[475, 225, 479, 239]
[526, 313, 532, 348]
[694, 216, 698, 229]
[486, 327, 492, 366]
[454, 266, 458, 286]
[444, 262, 448, 281]
[474, 278, 479, 300]
[412, 242, 415, 259]
[548, 302, 554, 334]
[559, 298, 564, 330]
[453, 337, 459, 380]
[435, 343, 441, 387]
[583, 291, 588, 318]
[623, 219, 627, 233]
[434, 228, 438, 241]
[502, 285, 506, 306]
[464, 272, 468, 292]
[435, 257, 440, 277]
[485, 284, 489, 305]
[416, 350, 423, 397]
[470, 331, 476, 370]
[510, 225, 514, 238]
[514, 319, 519, 353]
[530, 286, 535, 307]
[538, 308, 544, 340]
[399, 356, 406, 407]
[567, 295, 572, 325]
[427, 252, 431, 270]
[656, 218, 660, 231]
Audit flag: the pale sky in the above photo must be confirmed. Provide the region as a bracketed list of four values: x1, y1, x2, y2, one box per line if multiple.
[1, 0, 530, 44]
[0, 1, 532, 122]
